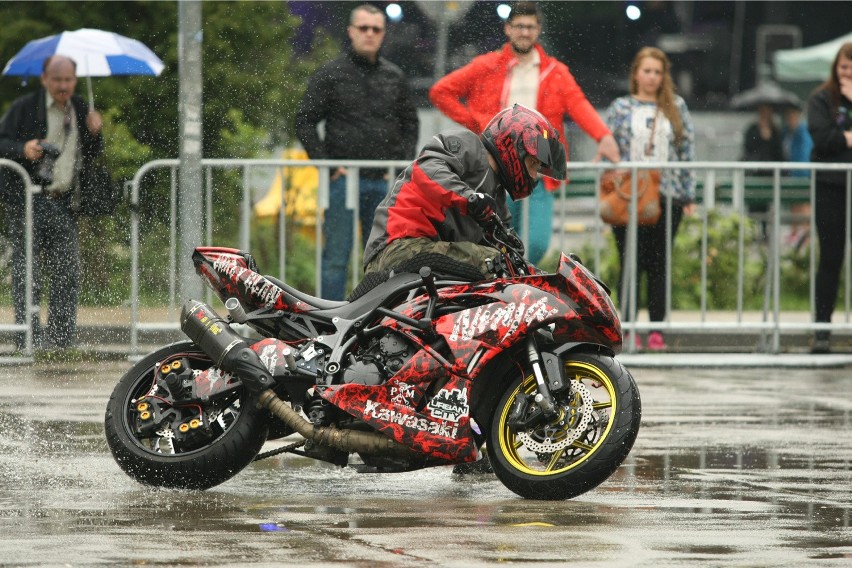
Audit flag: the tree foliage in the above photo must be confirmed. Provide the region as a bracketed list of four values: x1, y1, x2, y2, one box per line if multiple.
[0, 1, 340, 304]
[0, 1, 339, 168]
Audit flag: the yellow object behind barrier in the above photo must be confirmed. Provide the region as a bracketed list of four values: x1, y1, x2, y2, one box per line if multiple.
[253, 148, 318, 226]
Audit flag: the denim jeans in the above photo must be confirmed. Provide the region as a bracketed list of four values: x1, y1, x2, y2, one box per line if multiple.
[506, 180, 553, 265]
[321, 174, 388, 300]
[8, 194, 80, 349]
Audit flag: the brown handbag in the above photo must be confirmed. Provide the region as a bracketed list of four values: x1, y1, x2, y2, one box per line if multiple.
[599, 111, 662, 227]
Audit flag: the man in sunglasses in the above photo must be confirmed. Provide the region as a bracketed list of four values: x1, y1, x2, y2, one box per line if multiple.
[296, 3, 419, 301]
[430, 1, 619, 265]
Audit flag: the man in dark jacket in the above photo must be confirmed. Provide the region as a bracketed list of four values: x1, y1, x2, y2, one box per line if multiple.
[0, 55, 104, 351]
[296, 3, 419, 301]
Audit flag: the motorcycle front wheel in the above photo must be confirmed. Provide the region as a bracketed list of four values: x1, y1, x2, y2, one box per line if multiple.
[104, 341, 269, 489]
[487, 353, 640, 500]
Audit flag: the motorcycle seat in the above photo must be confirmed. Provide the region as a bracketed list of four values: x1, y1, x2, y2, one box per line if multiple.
[264, 275, 349, 311]
[312, 271, 426, 319]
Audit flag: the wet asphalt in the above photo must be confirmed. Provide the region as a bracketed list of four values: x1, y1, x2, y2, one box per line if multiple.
[0, 359, 851, 567]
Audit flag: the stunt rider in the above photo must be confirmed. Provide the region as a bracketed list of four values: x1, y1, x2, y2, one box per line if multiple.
[363, 104, 568, 276]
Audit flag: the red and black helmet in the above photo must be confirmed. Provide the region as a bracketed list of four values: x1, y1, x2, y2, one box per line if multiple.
[481, 104, 567, 200]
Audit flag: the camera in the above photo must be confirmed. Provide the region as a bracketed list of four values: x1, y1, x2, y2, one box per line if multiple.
[36, 142, 62, 185]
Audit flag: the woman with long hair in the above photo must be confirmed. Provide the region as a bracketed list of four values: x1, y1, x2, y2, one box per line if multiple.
[807, 42, 852, 353]
[604, 46, 695, 351]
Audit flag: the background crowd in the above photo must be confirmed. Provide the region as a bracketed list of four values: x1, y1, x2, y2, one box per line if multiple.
[0, 1, 850, 356]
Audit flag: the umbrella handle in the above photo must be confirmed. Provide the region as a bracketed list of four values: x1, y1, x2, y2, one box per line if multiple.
[86, 76, 94, 111]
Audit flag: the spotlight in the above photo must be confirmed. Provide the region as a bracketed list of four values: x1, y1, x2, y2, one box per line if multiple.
[386, 3, 403, 22]
[626, 5, 641, 21]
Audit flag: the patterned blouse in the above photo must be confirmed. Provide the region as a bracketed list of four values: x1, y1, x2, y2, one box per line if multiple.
[605, 95, 696, 202]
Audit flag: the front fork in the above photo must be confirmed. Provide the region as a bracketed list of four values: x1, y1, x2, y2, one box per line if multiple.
[506, 335, 566, 430]
[525, 335, 560, 418]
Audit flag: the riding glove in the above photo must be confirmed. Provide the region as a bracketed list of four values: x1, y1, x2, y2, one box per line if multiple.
[467, 193, 498, 224]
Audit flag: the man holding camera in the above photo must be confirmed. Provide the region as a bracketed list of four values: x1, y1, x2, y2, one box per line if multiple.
[0, 55, 104, 352]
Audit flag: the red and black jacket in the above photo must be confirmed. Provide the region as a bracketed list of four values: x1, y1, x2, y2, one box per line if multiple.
[363, 129, 511, 268]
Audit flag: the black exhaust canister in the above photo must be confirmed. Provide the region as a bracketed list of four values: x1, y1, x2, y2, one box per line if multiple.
[180, 300, 275, 393]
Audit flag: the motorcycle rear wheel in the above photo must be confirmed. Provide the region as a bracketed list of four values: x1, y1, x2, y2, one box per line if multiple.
[487, 353, 640, 500]
[104, 341, 269, 489]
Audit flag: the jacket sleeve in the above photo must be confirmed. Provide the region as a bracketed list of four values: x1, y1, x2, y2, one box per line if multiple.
[396, 76, 420, 160]
[0, 99, 27, 160]
[429, 64, 481, 133]
[604, 98, 629, 160]
[676, 98, 696, 201]
[294, 68, 331, 159]
[416, 133, 495, 208]
[741, 124, 759, 160]
[807, 90, 847, 157]
[558, 66, 611, 142]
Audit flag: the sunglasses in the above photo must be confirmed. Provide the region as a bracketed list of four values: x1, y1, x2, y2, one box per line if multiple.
[352, 24, 385, 34]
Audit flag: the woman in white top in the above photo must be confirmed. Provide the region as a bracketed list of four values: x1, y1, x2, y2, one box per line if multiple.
[604, 46, 696, 351]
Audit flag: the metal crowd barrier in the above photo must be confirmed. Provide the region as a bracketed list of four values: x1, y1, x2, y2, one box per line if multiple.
[0, 160, 41, 357]
[0, 155, 852, 357]
[4, 157, 846, 358]
[127, 158, 409, 355]
[563, 160, 852, 353]
[121, 157, 852, 358]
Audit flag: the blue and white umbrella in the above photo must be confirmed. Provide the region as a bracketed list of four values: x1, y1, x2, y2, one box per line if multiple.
[2, 28, 165, 107]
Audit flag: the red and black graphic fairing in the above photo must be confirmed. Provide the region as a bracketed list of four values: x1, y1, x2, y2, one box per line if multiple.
[322, 254, 618, 460]
[192, 247, 316, 313]
[322, 364, 478, 462]
[191, 250, 618, 464]
[192, 367, 241, 400]
[383, 253, 621, 378]
[553, 255, 622, 348]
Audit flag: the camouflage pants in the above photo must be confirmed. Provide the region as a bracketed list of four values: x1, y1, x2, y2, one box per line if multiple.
[364, 238, 500, 276]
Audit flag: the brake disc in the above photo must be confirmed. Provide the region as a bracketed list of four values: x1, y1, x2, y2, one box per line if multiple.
[517, 379, 594, 453]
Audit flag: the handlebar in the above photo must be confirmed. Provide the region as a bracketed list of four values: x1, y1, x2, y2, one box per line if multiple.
[467, 193, 531, 277]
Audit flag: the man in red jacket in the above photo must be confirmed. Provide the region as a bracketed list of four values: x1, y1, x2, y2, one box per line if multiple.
[429, 1, 618, 264]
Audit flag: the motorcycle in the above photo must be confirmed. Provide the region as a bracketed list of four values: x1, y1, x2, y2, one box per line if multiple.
[105, 201, 640, 500]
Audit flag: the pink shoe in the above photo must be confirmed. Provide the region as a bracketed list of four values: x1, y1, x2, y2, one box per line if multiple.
[647, 331, 667, 351]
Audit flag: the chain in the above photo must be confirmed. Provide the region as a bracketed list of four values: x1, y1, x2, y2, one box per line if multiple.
[253, 439, 306, 461]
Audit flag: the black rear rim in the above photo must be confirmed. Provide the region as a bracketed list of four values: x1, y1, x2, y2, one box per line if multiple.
[122, 350, 246, 457]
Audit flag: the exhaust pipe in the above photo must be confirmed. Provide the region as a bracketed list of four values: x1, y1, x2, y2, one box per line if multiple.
[258, 389, 413, 457]
[180, 300, 275, 393]
[181, 300, 412, 457]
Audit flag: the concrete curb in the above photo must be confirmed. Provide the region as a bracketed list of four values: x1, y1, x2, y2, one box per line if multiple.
[618, 352, 852, 368]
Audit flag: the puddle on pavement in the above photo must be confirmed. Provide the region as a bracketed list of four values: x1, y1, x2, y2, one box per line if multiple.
[1, 363, 851, 565]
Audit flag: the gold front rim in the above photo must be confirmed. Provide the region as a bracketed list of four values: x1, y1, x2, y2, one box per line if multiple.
[497, 361, 617, 476]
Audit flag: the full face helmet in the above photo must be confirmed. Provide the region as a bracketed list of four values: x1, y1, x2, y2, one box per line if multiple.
[481, 104, 567, 200]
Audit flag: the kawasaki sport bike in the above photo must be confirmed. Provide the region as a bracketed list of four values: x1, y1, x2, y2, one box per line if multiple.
[105, 199, 640, 500]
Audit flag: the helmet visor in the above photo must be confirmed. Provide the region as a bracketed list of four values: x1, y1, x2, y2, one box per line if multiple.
[534, 132, 567, 181]
[523, 129, 567, 181]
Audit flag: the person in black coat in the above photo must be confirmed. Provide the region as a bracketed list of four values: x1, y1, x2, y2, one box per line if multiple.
[742, 103, 784, 168]
[295, 3, 419, 301]
[0, 55, 104, 351]
[807, 42, 852, 353]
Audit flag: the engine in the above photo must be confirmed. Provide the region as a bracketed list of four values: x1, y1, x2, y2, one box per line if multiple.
[342, 331, 415, 386]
